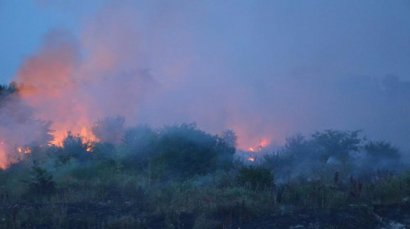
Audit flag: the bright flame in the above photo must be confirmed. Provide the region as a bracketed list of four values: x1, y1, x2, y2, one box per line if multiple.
[247, 138, 270, 152]
[49, 127, 98, 147]
[50, 132, 66, 147]
[243, 138, 270, 163]
[17, 146, 32, 154]
[80, 127, 98, 143]
[86, 142, 94, 152]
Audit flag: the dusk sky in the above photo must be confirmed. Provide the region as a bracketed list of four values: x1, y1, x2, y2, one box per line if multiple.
[1, 1, 410, 82]
[1, 0, 410, 150]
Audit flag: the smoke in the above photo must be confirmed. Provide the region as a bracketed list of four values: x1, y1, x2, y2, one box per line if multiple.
[0, 87, 51, 168]
[14, 3, 158, 146]
[0, 0, 409, 167]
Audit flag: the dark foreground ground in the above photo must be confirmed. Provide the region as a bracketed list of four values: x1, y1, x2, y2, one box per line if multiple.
[243, 203, 410, 229]
[1, 201, 409, 229]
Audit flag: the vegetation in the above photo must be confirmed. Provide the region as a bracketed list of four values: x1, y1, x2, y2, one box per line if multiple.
[0, 83, 409, 228]
[0, 121, 408, 228]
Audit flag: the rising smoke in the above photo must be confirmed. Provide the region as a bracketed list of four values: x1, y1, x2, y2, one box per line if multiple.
[1, 0, 410, 167]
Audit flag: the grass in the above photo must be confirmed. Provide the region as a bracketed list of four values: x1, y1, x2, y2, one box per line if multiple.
[0, 127, 409, 228]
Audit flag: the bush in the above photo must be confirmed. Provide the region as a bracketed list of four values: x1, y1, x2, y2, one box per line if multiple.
[151, 124, 235, 179]
[121, 125, 158, 169]
[58, 132, 94, 163]
[28, 165, 56, 196]
[237, 166, 274, 190]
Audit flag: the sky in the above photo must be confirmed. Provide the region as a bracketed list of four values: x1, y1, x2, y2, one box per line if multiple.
[1, 0, 410, 151]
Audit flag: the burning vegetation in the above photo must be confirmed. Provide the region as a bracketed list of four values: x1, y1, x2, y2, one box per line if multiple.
[0, 82, 409, 227]
[1, 1, 410, 227]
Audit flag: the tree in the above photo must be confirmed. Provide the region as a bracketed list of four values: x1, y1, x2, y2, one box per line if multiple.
[312, 130, 363, 164]
[58, 132, 93, 163]
[28, 165, 55, 196]
[364, 141, 400, 160]
[0, 82, 52, 166]
[220, 130, 237, 148]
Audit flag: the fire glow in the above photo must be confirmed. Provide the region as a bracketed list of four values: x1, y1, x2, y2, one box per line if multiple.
[0, 143, 7, 169]
[17, 146, 32, 155]
[49, 127, 98, 147]
[245, 138, 271, 162]
[247, 138, 270, 153]
[0, 5, 282, 169]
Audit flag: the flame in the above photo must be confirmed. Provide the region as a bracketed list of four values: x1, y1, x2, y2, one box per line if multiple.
[17, 146, 32, 154]
[247, 138, 270, 152]
[80, 127, 98, 143]
[49, 127, 98, 147]
[0, 143, 32, 169]
[0, 142, 7, 170]
[242, 138, 270, 163]
[86, 144, 94, 152]
[85, 140, 95, 152]
[49, 132, 66, 147]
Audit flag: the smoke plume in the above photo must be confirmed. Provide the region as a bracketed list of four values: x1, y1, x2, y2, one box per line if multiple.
[0, 1, 409, 167]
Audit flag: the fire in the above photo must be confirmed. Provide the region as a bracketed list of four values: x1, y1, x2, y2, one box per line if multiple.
[80, 127, 98, 143]
[50, 132, 66, 147]
[49, 127, 98, 147]
[85, 141, 95, 152]
[243, 138, 271, 163]
[247, 138, 270, 152]
[0, 142, 7, 170]
[17, 146, 32, 154]
[0, 143, 32, 169]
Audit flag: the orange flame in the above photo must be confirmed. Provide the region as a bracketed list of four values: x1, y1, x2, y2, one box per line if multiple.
[0, 142, 7, 170]
[50, 127, 98, 147]
[247, 138, 270, 152]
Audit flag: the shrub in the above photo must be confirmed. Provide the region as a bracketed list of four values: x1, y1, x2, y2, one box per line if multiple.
[237, 166, 274, 190]
[151, 124, 235, 179]
[121, 125, 158, 169]
[58, 132, 94, 163]
[28, 165, 55, 196]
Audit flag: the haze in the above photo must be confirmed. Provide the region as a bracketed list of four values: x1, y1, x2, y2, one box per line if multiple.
[1, 0, 410, 151]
